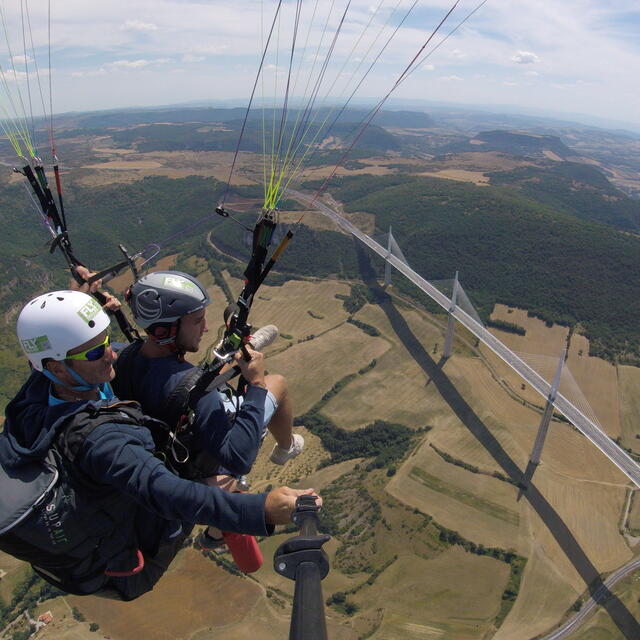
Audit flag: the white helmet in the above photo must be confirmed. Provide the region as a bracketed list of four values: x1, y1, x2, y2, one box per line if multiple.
[17, 291, 111, 371]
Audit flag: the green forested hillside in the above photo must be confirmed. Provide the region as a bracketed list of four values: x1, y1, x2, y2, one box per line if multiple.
[487, 162, 640, 232]
[108, 121, 400, 154]
[1, 175, 230, 306]
[319, 174, 640, 361]
[439, 130, 576, 158]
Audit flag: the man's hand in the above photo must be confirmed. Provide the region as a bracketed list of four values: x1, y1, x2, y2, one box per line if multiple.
[234, 344, 266, 387]
[70, 265, 122, 312]
[264, 487, 322, 525]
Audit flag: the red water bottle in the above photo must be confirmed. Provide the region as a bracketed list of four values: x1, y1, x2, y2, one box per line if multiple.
[222, 531, 263, 573]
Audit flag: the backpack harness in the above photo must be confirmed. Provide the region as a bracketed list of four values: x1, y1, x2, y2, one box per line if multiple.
[0, 401, 169, 594]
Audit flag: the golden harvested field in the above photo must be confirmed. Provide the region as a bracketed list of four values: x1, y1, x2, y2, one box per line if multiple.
[417, 169, 490, 185]
[388, 441, 524, 552]
[493, 542, 579, 640]
[530, 468, 631, 580]
[543, 150, 564, 161]
[244, 278, 352, 340]
[627, 491, 640, 531]
[79, 149, 260, 186]
[0, 551, 31, 605]
[321, 303, 450, 429]
[357, 548, 509, 639]
[618, 365, 640, 450]
[84, 160, 164, 170]
[266, 321, 389, 415]
[566, 333, 621, 438]
[299, 162, 396, 181]
[489, 305, 569, 358]
[322, 338, 448, 429]
[430, 151, 534, 172]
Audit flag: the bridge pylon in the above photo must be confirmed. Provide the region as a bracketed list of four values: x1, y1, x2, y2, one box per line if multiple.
[443, 271, 459, 359]
[528, 347, 567, 467]
[384, 226, 393, 287]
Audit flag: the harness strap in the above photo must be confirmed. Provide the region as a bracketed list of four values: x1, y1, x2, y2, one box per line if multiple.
[111, 340, 144, 402]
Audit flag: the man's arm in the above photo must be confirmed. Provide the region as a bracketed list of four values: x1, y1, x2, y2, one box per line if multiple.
[78, 421, 318, 530]
[79, 421, 271, 535]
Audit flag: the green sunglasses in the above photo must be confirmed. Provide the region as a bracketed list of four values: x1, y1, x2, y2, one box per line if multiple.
[66, 334, 111, 362]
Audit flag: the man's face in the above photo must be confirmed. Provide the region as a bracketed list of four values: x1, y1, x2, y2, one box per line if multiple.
[177, 309, 208, 353]
[63, 330, 116, 384]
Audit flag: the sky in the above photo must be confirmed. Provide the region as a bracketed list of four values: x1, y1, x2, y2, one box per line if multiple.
[1, 0, 639, 128]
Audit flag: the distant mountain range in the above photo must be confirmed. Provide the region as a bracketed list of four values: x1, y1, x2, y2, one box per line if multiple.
[436, 130, 577, 159]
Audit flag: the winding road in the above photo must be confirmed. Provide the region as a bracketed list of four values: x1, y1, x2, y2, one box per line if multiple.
[540, 557, 640, 639]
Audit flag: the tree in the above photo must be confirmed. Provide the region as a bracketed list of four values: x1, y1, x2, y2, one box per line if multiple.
[72, 606, 85, 622]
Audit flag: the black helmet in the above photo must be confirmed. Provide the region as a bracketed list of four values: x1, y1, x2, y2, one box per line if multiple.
[127, 271, 210, 330]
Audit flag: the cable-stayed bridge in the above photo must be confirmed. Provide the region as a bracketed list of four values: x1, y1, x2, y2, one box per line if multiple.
[289, 189, 640, 489]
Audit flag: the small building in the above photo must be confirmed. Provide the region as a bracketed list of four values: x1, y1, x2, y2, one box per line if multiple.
[38, 611, 53, 625]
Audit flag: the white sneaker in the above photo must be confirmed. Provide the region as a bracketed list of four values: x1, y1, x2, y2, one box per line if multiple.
[270, 433, 305, 465]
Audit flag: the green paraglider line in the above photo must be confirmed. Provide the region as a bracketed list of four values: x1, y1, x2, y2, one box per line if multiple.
[0, 1, 35, 158]
[220, 0, 284, 210]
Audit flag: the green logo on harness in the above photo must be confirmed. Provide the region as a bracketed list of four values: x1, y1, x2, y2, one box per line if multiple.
[77, 299, 101, 324]
[163, 275, 196, 293]
[21, 335, 52, 354]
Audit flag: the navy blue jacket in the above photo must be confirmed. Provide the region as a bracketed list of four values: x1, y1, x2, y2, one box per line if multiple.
[0, 372, 271, 590]
[117, 352, 266, 475]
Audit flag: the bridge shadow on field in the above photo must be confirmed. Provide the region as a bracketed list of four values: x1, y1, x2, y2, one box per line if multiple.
[355, 245, 640, 638]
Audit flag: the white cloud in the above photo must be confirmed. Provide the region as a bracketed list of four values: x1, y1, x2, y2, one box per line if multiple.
[71, 69, 106, 78]
[72, 57, 172, 77]
[512, 51, 540, 64]
[182, 54, 205, 63]
[109, 59, 152, 69]
[422, 64, 435, 71]
[192, 43, 228, 55]
[439, 75, 463, 82]
[107, 58, 171, 69]
[121, 20, 158, 32]
[11, 55, 33, 66]
[524, 70, 539, 77]
[1, 69, 27, 83]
